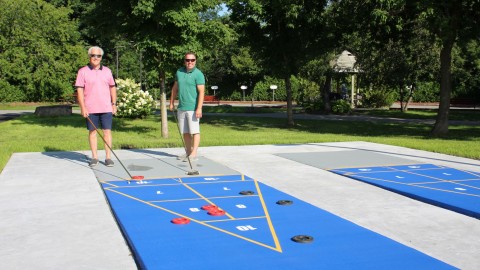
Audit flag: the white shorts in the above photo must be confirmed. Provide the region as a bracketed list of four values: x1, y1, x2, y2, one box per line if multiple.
[177, 110, 200, 134]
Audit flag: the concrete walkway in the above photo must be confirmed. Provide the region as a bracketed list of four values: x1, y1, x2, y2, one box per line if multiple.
[1, 142, 479, 269]
[204, 111, 480, 126]
[2, 109, 479, 126]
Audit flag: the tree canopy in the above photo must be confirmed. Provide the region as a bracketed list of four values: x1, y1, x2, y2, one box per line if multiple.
[0, 0, 85, 102]
[1, 0, 480, 136]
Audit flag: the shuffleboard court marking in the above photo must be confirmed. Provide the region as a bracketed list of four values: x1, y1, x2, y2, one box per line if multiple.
[103, 174, 283, 252]
[328, 163, 480, 218]
[100, 177, 249, 188]
[333, 164, 480, 197]
[385, 166, 480, 191]
[149, 194, 261, 203]
[101, 181, 119, 188]
[177, 180, 236, 220]
[204, 215, 267, 223]
[254, 174, 282, 251]
[343, 174, 480, 197]
[332, 164, 480, 190]
[328, 164, 442, 174]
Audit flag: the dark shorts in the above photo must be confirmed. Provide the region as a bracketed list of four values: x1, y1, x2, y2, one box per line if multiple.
[86, 113, 113, 131]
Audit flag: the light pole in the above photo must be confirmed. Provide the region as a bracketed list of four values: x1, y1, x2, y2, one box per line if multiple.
[270, 85, 278, 101]
[139, 48, 143, 89]
[115, 45, 125, 78]
[211, 85, 218, 96]
[241, 85, 247, 101]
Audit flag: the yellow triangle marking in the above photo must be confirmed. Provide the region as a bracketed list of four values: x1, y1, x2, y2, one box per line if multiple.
[104, 177, 283, 252]
[253, 178, 282, 252]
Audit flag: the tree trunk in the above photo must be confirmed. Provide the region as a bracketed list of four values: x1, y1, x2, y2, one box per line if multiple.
[285, 76, 294, 126]
[159, 70, 168, 138]
[399, 85, 405, 112]
[431, 1, 461, 137]
[322, 71, 332, 114]
[401, 96, 411, 112]
[431, 37, 454, 137]
[401, 84, 415, 112]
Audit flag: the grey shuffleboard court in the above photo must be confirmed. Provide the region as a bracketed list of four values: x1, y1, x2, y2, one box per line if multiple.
[92, 156, 241, 182]
[275, 149, 423, 170]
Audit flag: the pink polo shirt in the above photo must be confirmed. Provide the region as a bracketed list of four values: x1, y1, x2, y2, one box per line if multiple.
[75, 65, 116, 113]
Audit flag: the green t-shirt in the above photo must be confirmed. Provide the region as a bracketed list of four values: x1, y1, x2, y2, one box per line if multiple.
[175, 67, 205, 111]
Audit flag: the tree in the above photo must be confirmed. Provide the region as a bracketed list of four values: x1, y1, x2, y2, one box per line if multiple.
[421, 0, 480, 136]
[452, 39, 480, 101]
[299, 56, 334, 113]
[231, 47, 263, 85]
[194, 14, 262, 99]
[329, 0, 436, 110]
[0, 0, 85, 102]
[329, 0, 480, 135]
[228, 0, 329, 126]
[86, 0, 234, 138]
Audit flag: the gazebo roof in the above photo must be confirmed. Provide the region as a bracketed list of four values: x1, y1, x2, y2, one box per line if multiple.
[330, 50, 360, 73]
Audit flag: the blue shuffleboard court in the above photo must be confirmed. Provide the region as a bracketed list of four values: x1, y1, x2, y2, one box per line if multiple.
[100, 173, 455, 269]
[276, 150, 480, 219]
[330, 163, 480, 219]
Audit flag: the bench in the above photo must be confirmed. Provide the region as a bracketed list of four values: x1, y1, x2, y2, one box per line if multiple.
[35, 105, 72, 116]
[204, 95, 220, 105]
[450, 98, 477, 108]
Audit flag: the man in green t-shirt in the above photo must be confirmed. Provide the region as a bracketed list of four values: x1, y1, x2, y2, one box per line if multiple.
[169, 52, 205, 161]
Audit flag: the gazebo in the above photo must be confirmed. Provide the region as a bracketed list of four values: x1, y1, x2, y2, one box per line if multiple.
[330, 50, 361, 107]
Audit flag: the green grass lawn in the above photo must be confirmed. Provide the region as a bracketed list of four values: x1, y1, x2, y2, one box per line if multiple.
[1, 102, 479, 121]
[1, 109, 479, 172]
[0, 102, 61, 110]
[354, 108, 480, 121]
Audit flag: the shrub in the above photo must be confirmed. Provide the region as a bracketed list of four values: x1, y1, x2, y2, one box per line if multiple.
[293, 77, 321, 105]
[331, 99, 352, 114]
[303, 100, 325, 113]
[253, 76, 286, 101]
[361, 88, 396, 108]
[228, 91, 243, 101]
[413, 82, 440, 102]
[0, 81, 26, 102]
[116, 78, 155, 119]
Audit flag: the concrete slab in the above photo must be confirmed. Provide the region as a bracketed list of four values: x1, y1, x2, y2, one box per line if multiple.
[0, 151, 136, 269]
[92, 156, 240, 182]
[1, 142, 479, 269]
[275, 149, 422, 169]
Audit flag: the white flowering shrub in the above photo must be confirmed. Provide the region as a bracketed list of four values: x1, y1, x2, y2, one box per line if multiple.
[116, 78, 156, 118]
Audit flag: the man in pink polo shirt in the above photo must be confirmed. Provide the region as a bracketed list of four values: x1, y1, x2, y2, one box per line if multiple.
[75, 46, 117, 167]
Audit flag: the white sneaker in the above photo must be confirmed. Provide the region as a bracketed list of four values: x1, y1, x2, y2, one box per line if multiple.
[177, 153, 188, 160]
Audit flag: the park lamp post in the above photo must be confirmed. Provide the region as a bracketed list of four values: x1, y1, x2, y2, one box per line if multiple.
[270, 85, 278, 101]
[115, 42, 142, 84]
[115, 45, 125, 78]
[241, 85, 248, 101]
[211, 85, 218, 96]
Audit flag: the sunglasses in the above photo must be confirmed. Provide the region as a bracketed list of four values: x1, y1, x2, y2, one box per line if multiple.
[89, 54, 102, 59]
[184, 59, 196, 62]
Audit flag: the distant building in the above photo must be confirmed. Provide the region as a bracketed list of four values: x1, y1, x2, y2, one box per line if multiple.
[330, 50, 361, 107]
[330, 50, 360, 73]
